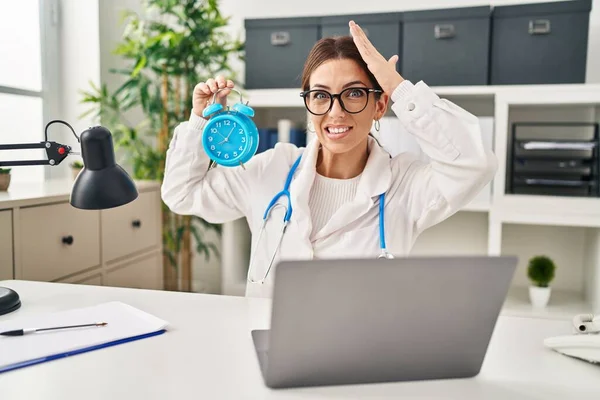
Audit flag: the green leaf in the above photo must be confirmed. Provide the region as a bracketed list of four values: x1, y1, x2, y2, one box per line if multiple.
[132, 55, 147, 77]
[77, 0, 242, 271]
[527, 255, 556, 287]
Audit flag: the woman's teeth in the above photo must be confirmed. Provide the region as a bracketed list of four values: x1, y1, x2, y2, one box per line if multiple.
[327, 127, 350, 133]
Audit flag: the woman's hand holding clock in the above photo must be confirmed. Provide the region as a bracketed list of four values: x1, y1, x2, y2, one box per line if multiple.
[194, 75, 259, 168]
[193, 75, 235, 120]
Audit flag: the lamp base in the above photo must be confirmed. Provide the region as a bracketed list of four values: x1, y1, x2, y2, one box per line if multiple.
[0, 286, 21, 316]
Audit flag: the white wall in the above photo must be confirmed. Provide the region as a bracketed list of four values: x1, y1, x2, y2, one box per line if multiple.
[217, 0, 600, 85]
[54, 0, 101, 181]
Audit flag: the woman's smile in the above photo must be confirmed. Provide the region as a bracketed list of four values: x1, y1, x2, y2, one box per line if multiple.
[324, 124, 353, 140]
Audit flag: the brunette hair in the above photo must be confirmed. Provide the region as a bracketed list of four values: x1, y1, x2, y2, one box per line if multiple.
[300, 36, 382, 99]
[300, 36, 388, 150]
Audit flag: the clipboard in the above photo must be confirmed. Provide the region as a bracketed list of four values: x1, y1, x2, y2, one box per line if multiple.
[0, 302, 169, 374]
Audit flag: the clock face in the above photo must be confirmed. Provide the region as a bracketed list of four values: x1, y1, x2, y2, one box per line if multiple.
[204, 117, 250, 164]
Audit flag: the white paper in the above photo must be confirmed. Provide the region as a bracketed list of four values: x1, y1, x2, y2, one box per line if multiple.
[0, 302, 169, 370]
[522, 141, 596, 150]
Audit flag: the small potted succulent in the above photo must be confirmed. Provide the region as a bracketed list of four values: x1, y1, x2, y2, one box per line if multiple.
[527, 255, 556, 308]
[70, 161, 83, 180]
[0, 168, 11, 191]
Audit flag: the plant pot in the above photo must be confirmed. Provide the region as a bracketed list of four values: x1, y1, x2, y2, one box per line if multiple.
[0, 174, 10, 191]
[529, 285, 551, 308]
[71, 167, 82, 181]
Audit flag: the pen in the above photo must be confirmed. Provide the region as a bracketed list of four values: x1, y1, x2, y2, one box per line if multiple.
[0, 322, 108, 337]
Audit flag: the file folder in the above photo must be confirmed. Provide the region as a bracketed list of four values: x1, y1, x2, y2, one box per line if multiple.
[0, 302, 169, 374]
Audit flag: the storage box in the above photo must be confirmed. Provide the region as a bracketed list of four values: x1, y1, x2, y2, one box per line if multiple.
[490, 0, 592, 85]
[320, 13, 403, 73]
[244, 17, 321, 89]
[401, 6, 491, 86]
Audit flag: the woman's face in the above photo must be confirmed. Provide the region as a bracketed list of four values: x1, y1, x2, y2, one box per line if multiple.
[306, 58, 388, 155]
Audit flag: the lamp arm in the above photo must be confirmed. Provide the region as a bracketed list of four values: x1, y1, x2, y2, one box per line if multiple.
[0, 119, 82, 168]
[0, 141, 75, 167]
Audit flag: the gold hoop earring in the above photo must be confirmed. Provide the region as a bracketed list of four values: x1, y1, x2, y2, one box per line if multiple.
[374, 119, 380, 132]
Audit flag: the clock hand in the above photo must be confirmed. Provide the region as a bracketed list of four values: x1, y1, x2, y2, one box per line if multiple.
[225, 124, 236, 139]
[218, 125, 236, 144]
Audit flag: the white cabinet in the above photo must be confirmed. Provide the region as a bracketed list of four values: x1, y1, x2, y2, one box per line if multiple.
[0, 180, 163, 291]
[57, 268, 103, 286]
[0, 210, 13, 280]
[105, 251, 162, 290]
[19, 203, 100, 281]
[101, 191, 160, 263]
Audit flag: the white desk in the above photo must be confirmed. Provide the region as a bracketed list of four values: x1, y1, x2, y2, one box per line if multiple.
[0, 280, 599, 399]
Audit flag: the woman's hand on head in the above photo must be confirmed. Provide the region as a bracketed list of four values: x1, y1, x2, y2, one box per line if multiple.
[349, 21, 404, 96]
[192, 75, 235, 119]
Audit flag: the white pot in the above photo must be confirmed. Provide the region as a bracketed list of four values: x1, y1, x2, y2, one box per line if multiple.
[529, 286, 551, 308]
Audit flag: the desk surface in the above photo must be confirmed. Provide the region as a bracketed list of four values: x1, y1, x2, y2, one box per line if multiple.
[0, 280, 599, 400]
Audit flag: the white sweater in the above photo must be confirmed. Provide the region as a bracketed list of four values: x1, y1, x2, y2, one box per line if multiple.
[308, 173, 362, 241]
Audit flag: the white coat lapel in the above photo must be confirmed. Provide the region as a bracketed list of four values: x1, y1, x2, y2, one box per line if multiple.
[311, 136, 392, 241]
[286, 137, 320, 250]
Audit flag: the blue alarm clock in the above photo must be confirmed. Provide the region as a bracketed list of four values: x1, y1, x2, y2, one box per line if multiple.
[202, 88, 259, 168]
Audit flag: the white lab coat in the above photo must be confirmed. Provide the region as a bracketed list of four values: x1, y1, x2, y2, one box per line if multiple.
[161, 80, 498, 298]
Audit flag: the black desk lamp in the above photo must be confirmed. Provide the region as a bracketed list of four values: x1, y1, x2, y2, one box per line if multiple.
[0, 120, 139, 316]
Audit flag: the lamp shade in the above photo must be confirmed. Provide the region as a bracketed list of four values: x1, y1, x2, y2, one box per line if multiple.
[70, 126, 138, 209]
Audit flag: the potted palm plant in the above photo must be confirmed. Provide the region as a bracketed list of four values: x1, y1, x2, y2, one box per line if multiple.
[527, 255, 556, 308]
[0, 168, 11, 191]
[79, 0, 243, 292]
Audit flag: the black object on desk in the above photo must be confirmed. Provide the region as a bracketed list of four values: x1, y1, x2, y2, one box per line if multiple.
[0, 287, 21, 316]
[0, 119, 139, 316]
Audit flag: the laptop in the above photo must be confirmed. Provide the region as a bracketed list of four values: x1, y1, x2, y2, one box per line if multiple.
[251, 255, 517, 389]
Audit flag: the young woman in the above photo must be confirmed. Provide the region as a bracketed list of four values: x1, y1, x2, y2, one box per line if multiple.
[161, 21, 497, 298]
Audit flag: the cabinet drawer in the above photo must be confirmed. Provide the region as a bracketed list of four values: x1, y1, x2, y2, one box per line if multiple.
[0, 210, 13, 280]
[402, 6, 491, 86]
[490, 0, 591, 85]
[19, 203, 100, 281]
[57, 269, 102, 286]
[101, 191, 159, 263]
[244, 17, 320, 89]
[105, 252, 162, 290]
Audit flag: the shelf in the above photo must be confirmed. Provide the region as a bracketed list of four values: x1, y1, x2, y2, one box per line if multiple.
[501, 287, 592, 320]
[461, 200, 491, 213]
[245, 83, 600, 108]
[246, 88, 304, 108]
[226, 275, 592, 320]
[494, 194, 600, 227]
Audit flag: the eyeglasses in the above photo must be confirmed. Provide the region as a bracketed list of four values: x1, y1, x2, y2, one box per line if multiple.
[299, 87, 382, 116]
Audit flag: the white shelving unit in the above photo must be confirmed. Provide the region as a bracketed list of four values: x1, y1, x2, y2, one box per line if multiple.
[221, 83, 600, 320]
